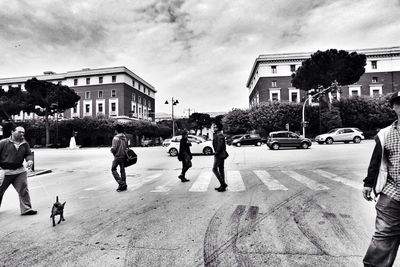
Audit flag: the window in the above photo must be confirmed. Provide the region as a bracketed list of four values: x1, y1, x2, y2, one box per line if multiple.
[143, 99, 147, 106]
[138, 96, 141, 104]
[85, 104, 90, 113]
[372, 89, 380, 96]
[99, 77, 103, 84]
[73, 106, 77, 113]
[86, 78, 90, 85]
[132, 80, 136, 87]
[371, 61, 377, 69]
[343, 129, 354, 133]
[112, 75, 116, 83]
[351, 90, 359, 96]
[271, 66, 277, 74]
[74, 79, 78, 86]
[98, 90, 103, 98]
[85, 91, 90, 99]
[272, 93, 278, 101]
[139, 107, 142, 115]
[111, 102, 116, 112]
[98, 103, 103, 112]
[290, 65, 296, 72]
[372, 77, 378, 83]
[148, 102, 151, 109]
[271, 81, 277, 87]
[132, 93, 136, 101]
[291, 92, 298, 102]
[111, 89, 116, 97]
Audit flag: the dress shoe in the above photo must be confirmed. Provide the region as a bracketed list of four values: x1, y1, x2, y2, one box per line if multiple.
[180, 178, 190, 182]
[217, 187, 227, 192]
[116, 185, 127, 192]
[21, 210, 38, 216]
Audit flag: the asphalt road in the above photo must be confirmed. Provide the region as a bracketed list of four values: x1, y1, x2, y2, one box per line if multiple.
[0, 140, 389, 267]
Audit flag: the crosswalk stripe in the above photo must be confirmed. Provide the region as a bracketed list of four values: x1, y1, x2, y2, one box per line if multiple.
[129, 173, 163, 190]
[226, 171, 246, 191]
[150, 177, 180, 192]
[253, 170, 288, 190]
[189, 172, 213, 192]
[282, 170, 329, 190]
[312, 169, 360, 189]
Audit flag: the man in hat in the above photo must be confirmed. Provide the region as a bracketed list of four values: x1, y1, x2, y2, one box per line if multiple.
[363, 91, 400, 266]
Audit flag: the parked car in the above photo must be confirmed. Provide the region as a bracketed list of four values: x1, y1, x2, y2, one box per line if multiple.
[267, 131, 312, 150]
[232, 134, 263, 146]
[226, 134, 245, 145]
[162, 139, 171, 147]
[166, 135, 214, 156]
[315, 127, 365, 144]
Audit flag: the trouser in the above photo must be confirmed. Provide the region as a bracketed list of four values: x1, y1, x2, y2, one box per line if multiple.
[0, 171, 33, 214]
[364, 193, 400, 267]
[111, 158, 126, 186]
[212, 156, 226, 187]
[181, 153, 192, 177]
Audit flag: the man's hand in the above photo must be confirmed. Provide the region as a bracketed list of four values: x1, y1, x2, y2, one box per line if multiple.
[363, 186, 373, 201]
[26, 160, 33, 170]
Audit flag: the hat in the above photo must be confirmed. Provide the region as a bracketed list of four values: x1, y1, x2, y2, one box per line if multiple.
[390, 91, 400, 106]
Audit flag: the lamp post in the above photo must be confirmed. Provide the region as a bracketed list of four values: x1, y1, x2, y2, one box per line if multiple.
[302, 87, 331, 137]
[165, 98, 179, 136]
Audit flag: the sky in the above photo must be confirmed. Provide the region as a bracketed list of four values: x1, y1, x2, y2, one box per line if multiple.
[0, 0, 400, 117]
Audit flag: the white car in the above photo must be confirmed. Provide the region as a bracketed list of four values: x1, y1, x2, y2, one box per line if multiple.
[165, 135, 214, 156]
[315, 127, 365, 144]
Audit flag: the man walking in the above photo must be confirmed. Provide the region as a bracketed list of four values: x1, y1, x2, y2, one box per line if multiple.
[0, 126, 36, 215]
[363, 92, 400, 266]
[178, 130, 191, 182]
[111, 124, 128, 192]
[212, 123, 228, 192]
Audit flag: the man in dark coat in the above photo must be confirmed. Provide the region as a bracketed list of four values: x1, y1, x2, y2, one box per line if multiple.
[178, 130, 191, 182]
[110, 124, 128, 192]
[212, 123, 228, 192]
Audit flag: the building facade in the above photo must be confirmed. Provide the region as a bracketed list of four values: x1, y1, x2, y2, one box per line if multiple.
[246, 46, 400, 107]
[0, 66, 156, 121]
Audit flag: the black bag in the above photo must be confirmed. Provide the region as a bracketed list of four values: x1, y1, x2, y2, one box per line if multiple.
[125, 148, 137, 167]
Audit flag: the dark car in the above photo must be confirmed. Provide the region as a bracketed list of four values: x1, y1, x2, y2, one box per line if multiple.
[232, 134, 263, 146]
[267, 131, 312, 150]
[226, 134, 245, 145]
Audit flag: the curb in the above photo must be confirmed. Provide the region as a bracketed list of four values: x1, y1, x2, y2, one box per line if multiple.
[28, 169, 52, 177]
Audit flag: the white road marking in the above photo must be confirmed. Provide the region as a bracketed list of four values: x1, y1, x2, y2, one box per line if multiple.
[226, 171, 246, 191]
[189, 172, 212, 192]
[253, 170, 288, 190]
[313, 169, 360, 189]
[150, 179, 180, 192]
[282, 170, 329, 190]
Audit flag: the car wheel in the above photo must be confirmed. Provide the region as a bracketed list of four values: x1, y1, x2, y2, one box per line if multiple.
[236, 143, 241, 147]
[353, 136, 361, 143]
[256, 141, 261, 146]
[325, 138, 333, 144]
[301, 142, 309, 149]
[272, 143, 280, 150]
[203, 147, 213, 155]
[169, 148, 178, 157]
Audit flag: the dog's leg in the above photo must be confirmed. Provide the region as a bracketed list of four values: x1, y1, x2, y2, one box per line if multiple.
[52, 216, 56, 227]
[61, 211, 65, 221]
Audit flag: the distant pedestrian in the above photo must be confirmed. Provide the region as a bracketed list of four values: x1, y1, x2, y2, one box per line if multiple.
[0, 126, 36, 215]
[212, 123, 229, 192]
[178, 130, 191, 182]
[363, 92, 400, 266]
[111, 124, 128, 192]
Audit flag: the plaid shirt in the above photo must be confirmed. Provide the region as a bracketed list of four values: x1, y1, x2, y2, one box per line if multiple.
[382, 121, 400, 200]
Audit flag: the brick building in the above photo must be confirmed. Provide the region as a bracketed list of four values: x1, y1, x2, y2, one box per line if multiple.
[0, 66, 156, 121]
[246, 46, 400, 107]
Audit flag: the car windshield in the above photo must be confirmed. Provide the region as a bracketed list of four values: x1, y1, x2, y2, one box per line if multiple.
[327, 129, 338, 133]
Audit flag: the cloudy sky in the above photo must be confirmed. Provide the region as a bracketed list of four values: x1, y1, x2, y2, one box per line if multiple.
[0, 0, 399, 116]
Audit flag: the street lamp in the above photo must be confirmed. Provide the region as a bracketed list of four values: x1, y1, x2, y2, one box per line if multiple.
[302, 87, 331, 137]
[165, 98, 179, 137]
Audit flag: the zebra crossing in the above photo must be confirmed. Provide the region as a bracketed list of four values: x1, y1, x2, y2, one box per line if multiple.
[83, 169, 363, 193]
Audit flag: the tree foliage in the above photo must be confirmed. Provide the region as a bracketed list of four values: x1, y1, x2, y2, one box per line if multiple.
[222, 109, 252, 134]
[291, 49, 366, 91]
[189, 112, 211, 135]
[0, 86, 28, 122]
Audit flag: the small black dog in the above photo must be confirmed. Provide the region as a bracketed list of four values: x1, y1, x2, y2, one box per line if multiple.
[50, 196, 66, 227]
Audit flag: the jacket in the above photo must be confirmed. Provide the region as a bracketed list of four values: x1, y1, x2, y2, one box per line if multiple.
[0, 137, 33, 170]
[213, 132, 228, 159]
[178, 136, 192, 161]
[364, 125, 391, 195]
[110, 133, 128, 159]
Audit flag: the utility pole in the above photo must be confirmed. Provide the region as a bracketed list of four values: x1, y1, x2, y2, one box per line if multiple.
[184, 108, 194, 118]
